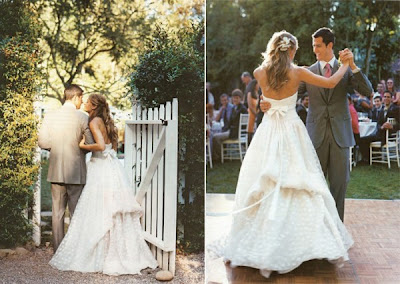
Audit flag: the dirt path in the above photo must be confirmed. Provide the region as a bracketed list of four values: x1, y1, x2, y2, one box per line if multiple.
[0, 247, 204, 284]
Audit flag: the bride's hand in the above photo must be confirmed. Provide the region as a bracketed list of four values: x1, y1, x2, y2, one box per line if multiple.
[339, 49, 351, 66]
[79, 136, 85, 148]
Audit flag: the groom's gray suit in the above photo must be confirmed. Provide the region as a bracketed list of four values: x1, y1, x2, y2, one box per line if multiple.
[38, 101, 94, 252]
[299, 59, 372, 220]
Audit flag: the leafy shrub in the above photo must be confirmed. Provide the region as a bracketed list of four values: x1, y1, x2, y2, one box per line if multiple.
[0, 0, 42, 247]
[128, 24, 204, 252]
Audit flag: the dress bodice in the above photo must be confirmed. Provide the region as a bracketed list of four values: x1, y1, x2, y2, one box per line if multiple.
[92, 143, 116, 159]
[262, 92, 298, 120]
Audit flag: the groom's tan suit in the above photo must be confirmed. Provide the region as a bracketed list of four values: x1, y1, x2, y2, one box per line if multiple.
[38, 101, 94, 252]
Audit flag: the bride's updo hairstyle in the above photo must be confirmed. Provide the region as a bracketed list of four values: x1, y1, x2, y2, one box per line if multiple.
[261, 31, 298, 91]
[88, 94, 118, 150]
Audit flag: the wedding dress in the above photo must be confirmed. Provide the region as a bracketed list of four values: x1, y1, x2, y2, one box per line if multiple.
[49, 144, 158, 275]
[211, 92, 353, 276]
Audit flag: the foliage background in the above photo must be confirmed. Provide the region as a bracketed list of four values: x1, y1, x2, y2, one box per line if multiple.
[0, 0, 42, 247]
[207, 0, 400, 104]
[128, 23, 204, 252]
[34, 0, 204, 109]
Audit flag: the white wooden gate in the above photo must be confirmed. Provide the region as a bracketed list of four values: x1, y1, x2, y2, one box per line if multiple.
[124, 98, 178, 274]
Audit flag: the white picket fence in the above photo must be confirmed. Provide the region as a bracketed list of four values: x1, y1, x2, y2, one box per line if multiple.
[124, 98, 178, 274]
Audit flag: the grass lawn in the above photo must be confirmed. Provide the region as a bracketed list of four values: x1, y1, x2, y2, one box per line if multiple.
[40, 159, 52, 211]
[207, 161, 400, 200]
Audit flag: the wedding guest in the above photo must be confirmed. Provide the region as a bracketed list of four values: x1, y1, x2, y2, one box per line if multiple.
[375, 82, 385, 98]
[355, 90, 373, 117]
[206, 82, 215, 107]
[241, 71, 252, 107]
[348, 95, 360, 146]
[215, 93, 234, 132]
[246, 79, 259, 144]
[212, 89, 247, 161]
[296, 94, 309, 125]
[380, 79, 387, 91]
[359, 90, 400, 161]
[371, 96, 383, 122]
[387, 78, 400, 105]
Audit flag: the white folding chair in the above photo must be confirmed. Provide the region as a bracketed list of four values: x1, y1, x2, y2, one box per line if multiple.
[349, 146, 357, 171]
[221, 113, 249, 163]
[205, 113, 213, 168]
[370, 118, 400, 169]
[206, 136, 213, 168]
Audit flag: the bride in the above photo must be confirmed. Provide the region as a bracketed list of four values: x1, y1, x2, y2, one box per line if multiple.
[49, 94, 158, 275]
[215, 31, 354, 278]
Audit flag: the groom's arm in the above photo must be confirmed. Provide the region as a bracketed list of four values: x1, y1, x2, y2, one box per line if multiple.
[343, 49, 373, 97]
[38, 114, 52, 150]
[79, 113, 95, 145]
[349, 70, 373, 97]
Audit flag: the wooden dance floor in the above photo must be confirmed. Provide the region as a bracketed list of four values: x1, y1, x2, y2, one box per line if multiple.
[206, 194, 400, 284]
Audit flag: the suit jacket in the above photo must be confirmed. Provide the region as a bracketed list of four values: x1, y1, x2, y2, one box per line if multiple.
[296, 104, 307, 125]
[38, 102, 94, 184]
[375, 103, 400, 141]
[371, 106, 382, 122]
[220, 103, 234, 132]
[228, 103, 248, 139]
[299, 60, 372, 149]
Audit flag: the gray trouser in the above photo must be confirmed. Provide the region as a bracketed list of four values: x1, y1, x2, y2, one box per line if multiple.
[212, 131, 230, 160]
[315, 122, 350, 221]
[51, 183, 84, 252]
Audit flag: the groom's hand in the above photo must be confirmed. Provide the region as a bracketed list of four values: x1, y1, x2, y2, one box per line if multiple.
[340, 48, 357, 70]
[260, 98, 271, 113]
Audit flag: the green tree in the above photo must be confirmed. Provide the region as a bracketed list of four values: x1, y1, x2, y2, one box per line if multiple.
[33, 0, 151, 104]
[0, 0, 42, 247]
[207, 0, 399, 99]
[128, 23, 204, 252]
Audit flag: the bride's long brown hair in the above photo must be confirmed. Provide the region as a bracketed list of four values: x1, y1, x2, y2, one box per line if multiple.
[261, 31, 298, 91]
[88, 94, 118, 150]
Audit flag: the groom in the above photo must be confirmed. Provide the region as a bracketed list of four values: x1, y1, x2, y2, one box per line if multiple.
[38, 84, 94, 252]
[261, 28, 372, 221]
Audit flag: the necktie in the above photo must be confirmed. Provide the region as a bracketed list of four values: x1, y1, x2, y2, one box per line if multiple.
[324, 64, 332, 78]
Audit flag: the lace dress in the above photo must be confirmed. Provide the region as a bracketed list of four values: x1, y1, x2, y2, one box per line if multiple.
[211, 93, 353, 276]
[49, 144, 158, 275]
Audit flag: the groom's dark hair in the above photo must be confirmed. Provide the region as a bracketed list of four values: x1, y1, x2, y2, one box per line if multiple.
[312, 28, 335, 47]
[64, 84, 83, 100]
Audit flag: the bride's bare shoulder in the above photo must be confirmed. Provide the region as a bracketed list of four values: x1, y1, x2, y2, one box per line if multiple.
[253, 66, 265, 79]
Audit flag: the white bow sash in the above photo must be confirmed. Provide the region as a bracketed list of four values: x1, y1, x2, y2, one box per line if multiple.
[267, 105, 289, 118]
[102, 148, 117, 160]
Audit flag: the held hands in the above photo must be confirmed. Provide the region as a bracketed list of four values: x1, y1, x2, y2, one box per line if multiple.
[338, 48, 354, 68]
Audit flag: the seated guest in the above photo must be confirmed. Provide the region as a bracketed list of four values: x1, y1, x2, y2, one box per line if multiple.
[212, 89, 248, 161]
[348, 95, 360, 146]
[371, 95, 383, 122]
[296, 94, 309, 125]
[355, 90, 373, 118]
[359, 90, 400, 161]
[215, 93, 234, 132]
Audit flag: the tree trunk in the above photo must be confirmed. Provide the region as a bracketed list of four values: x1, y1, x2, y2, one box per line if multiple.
[364, 29, 374, 77]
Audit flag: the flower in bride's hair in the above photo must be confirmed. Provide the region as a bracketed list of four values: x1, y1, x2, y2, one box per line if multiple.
[278, 36, 291, 51]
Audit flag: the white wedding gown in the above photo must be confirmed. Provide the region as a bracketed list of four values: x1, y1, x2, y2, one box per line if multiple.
[211, 92, 353, 276]
[49, 144, 158, 275]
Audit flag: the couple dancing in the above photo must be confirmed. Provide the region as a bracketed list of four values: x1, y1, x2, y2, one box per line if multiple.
[212, 28, 372, 277]
[38, 85, 158, 275]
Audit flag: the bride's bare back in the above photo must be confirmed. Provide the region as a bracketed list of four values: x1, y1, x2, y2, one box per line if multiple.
[254, 63, 348, 101]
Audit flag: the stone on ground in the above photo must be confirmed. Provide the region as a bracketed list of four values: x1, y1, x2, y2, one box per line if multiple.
[155, 270, 174, 281]
[0, 249, 16, 258]
[15, 247, 29, 255]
